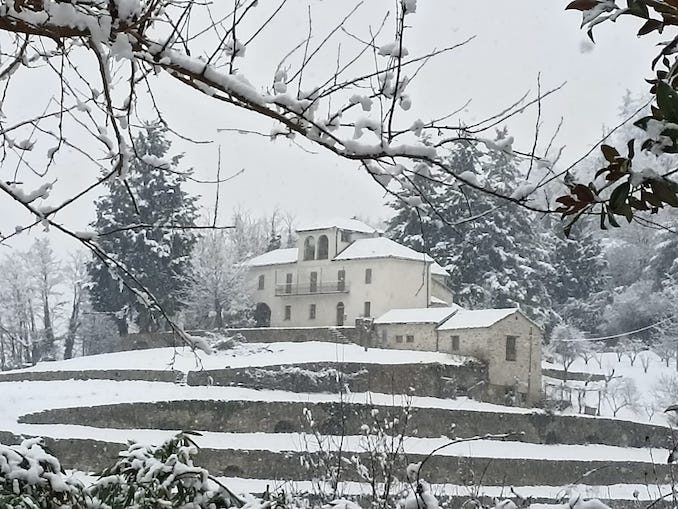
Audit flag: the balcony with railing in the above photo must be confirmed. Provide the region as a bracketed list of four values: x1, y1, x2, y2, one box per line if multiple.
[275, 280, 349, 296]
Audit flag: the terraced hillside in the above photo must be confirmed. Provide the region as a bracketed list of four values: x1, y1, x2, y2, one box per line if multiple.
[0, 341, 675, 504]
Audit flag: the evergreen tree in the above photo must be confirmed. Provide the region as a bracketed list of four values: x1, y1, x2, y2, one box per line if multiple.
[88, 127, 198, 334]
[388, 137, 556, 324]
[547, 221, 610, 332]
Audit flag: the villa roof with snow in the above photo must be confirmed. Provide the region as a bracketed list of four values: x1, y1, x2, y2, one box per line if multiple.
[296, 218, 377, 234]
[245, 247, 297, 267]
[374, 306, 461, 325]
[245, 234, 449, 276]
[334, 237, 446, 272]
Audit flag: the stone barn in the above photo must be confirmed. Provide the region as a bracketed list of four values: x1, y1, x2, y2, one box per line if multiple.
[374, 307, 542, 404]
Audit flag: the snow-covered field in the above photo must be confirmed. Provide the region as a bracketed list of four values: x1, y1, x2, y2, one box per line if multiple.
[214, 478, 673, 502]
[6, 341, 469, 374]
[543, 350, 677, 425]
[1, 344, 675, 503]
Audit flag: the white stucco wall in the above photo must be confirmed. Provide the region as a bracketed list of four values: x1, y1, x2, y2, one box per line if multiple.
[248, 257, 433, 328]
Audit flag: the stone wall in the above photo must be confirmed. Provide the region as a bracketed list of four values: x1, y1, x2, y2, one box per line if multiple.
[187, 361, 486, 399]
[438, 313, 543, 404]
[117, 330, 211, 351]
[225, 326, 360, 344]
[20, 399, 673, 449]
[0, 430, 670, 486]
[543, 368, 606, 382]
[0, 369, 180, 383]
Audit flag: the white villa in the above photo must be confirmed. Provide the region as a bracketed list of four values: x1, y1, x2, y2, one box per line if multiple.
[244, 218, 543, 404]
[245, 218, 454, 328]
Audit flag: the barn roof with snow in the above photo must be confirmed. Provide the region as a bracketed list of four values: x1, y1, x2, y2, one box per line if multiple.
[437, 308, 519, 330]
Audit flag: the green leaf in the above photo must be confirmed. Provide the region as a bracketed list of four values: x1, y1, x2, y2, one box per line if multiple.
[573, 184, 596, 203]
[627, 0, 650, 18]
[656, 81, 678, 123]
[651, 179, 678, 206]
[601, 144, 619, 162]
[638, 18, 663, 35]
[609, 181, 630, 213]
[642, 189, 664, 207]
[566, 0, 600, 10]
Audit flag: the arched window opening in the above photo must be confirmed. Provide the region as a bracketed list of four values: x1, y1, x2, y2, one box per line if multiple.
[317, 235, 329, 259]
[303, 236, 316, 260]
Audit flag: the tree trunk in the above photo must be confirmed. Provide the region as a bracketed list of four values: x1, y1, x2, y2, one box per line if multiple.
[42, 294, 56, 357]
[115, 316, 129, 336]
[214, 298, 223, 329]
[0, 331, 5, 370]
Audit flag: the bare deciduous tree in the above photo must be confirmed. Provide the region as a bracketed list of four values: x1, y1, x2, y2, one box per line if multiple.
[0, 1, 572, 347]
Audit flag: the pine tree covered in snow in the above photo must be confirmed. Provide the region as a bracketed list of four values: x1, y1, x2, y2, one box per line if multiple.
[388, 137, 555, 323]
[88, 127, 199, 334]
[547, 221, 610, 332]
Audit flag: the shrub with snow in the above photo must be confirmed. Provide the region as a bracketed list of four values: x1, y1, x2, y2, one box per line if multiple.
[0, 437, 83, 508]
[87, 431, 242, 508]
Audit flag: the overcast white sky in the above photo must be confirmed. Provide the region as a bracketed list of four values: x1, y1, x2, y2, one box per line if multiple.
[0, 1, 664, 253]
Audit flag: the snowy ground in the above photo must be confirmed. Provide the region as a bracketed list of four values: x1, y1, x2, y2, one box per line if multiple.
[5, 341, 469, 374]
[1, 345, 675, 502]
[0, 379, 667, 465]
[65, 471, 672, 502]
[543, 350, 676, 425]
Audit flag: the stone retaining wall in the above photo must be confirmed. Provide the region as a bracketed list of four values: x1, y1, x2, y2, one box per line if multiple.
[0, 369, 180, 383]
[0, 431, 670, 486]
[225, 327, 360, 344]
[542, 368, 606, 382]
[187, 361, 486, 399]
[21, 399, 673, 448]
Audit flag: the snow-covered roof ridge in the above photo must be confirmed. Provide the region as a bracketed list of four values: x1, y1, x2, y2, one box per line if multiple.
[375, 306, 461, 325]
[244, 247, 298, 267]
[437, 308, 520, 330]
[334, 236, 438, 264]
[296, 217, 377, 234]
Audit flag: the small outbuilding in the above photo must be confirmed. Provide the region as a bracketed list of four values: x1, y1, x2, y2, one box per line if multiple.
[374, 307, 542, 404]
[373, 306, 460, 351]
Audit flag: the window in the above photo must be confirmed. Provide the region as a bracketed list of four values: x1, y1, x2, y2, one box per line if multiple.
[258, 274, 265, 290]
[284, 305, 292, 321]
[395, 335, 403, 343]
[285, 273, 293, 294]
[381, 329, 387, 342]
[309, 304, 316, 319]
[303, 236, 315, 260]
[337, 269, 346, 291]
[364, 301, 371, 317]
[506, 335, 517, 361]
[310, 271, 318, 293]
[365, 268, 372, 284]
[406, 335, 414, 343]
[451, 335, 460, 351]
[317, 235, 329, 259]
[340, 230, 351, 242]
